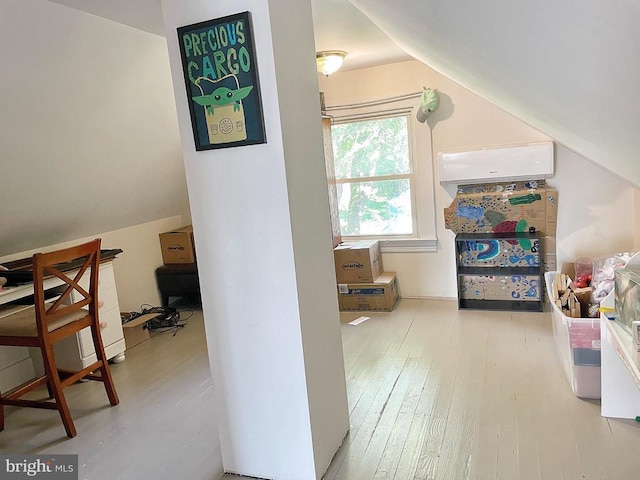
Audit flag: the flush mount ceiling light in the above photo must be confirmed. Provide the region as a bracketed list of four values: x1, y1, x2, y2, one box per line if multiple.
[316, 51, 346, 76]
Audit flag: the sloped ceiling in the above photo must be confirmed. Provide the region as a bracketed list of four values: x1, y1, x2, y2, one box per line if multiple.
[48, 0, 640, 189]
[350, 0, 640, 188]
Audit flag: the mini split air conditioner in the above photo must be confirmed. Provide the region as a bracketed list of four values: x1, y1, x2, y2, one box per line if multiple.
[437, 142, 554, 186]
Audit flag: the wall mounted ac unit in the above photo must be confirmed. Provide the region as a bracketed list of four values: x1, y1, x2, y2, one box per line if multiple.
[437, 142, 554, 186]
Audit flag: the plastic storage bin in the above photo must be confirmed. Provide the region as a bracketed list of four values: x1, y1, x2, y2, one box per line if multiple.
[545, 271, 601, 399]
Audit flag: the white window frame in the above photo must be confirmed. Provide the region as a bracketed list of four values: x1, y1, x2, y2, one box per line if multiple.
[328, 101, 438, 253]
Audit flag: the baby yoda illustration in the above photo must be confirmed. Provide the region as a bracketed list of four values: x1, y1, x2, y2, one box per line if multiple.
[192, 85, 254, 115]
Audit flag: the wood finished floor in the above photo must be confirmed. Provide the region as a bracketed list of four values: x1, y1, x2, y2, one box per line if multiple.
[0, 303, 223, 479]
[1, 298, 639, 479]
[318, 299, 640, 480]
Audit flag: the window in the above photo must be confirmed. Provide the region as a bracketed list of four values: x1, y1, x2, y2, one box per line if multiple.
[332, 114, 415, 237]
[322, 88, 438, 253]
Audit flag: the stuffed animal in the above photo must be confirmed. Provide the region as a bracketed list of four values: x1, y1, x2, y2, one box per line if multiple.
[590, 255, 630, 303]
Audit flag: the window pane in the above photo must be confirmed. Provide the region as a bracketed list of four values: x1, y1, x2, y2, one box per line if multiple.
[332, 116, 410, 179]
[337, 179, 413, 235]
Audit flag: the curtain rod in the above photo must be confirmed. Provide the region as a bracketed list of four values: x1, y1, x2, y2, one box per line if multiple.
[330, 108, 414, 124]
[323, 91, 422, 111]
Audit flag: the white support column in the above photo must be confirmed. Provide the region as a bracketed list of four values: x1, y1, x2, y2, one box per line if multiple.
[161, 1, 349, 479]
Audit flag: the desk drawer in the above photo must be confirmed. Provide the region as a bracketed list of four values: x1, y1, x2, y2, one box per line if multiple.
[75, 263, 117, 292]
[95, 286, 119, 313]
[77, 308, 122, 358]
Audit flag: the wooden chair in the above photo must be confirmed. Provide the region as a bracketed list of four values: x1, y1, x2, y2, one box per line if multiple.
[0, 239, 119, 438]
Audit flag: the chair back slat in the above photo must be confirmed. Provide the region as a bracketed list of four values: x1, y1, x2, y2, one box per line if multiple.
[32, 240, 101, 337]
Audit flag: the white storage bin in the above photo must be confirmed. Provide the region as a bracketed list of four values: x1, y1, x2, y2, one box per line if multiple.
[545, 271, 601, 399]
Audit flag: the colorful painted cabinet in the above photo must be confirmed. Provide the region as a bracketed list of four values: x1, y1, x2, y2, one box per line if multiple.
[455, 232, 543, 312]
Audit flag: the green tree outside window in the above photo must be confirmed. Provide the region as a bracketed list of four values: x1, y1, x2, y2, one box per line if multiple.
[332, 116, 413, 236]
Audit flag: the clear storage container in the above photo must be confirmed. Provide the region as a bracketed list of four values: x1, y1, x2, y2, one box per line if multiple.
[546, 271, 601, 399]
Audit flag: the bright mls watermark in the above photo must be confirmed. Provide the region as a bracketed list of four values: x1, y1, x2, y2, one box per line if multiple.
[1, 455, 78, 479]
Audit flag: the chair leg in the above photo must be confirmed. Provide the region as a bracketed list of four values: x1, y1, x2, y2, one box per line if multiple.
[99, 363, 119, 406]
[90, 324, 119, 406]
[41, 346, 77, 438]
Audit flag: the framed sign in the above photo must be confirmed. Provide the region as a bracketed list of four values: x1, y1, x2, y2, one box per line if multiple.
[177, 12, 266, 151]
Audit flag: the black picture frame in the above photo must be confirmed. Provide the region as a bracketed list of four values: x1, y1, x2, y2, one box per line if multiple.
[177, 12, 266, 151]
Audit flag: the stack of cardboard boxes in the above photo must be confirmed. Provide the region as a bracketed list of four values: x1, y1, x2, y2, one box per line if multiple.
[333, 240, 398, 312]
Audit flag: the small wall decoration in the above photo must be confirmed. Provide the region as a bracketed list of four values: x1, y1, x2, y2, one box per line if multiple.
[177, 12, 266, 151]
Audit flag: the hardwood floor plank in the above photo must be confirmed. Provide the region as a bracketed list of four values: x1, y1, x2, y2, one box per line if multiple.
[372, 302, 442, 480]
[372, 354, 431, 480]
[510, 314, 541, 480]
[469, 309, 501, 480]
[349, 355, 421, 480]
[332, 329, 421, 477]
[436, 311, 488, 480]
[386, 301, 458, 480]
[519, 312, 564, 480]
[324, 302, 421, 480]
[363, 302, 463, 480]
[411, 316, 460, 478]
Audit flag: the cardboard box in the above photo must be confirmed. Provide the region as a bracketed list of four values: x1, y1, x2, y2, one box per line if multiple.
[337, 272, 398, 312]
[334, 241, 383, 284]
[159, 225, 196, 264]
[122, 313, 159, 349]
[444, 180, 558, 237]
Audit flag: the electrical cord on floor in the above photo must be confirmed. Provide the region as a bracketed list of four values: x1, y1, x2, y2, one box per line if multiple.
[148, 324, 185, 337]
[139, 303, 173, 316]
[177, 309, 194, 322]
[137, 303, 190, 336]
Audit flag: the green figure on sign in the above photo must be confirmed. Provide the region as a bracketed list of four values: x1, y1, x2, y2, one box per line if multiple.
[192, 86, 254, 116]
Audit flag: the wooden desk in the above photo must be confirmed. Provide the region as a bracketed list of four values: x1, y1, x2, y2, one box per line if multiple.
[0, 260, 126, 392]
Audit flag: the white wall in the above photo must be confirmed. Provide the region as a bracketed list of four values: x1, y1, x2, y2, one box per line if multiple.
[551, 147, 636, 263]
[0, 0, 190, 257]
[320, 60, 639, 298]
[162, 0, 348, 478]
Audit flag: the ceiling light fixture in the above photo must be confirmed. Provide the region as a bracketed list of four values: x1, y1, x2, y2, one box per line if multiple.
[316, 51, 346, 76]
